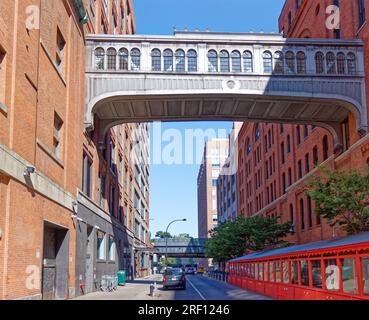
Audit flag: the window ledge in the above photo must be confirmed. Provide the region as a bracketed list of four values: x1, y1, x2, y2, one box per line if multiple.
[0, 102, 8, 115]
[36, 139, 64, 168]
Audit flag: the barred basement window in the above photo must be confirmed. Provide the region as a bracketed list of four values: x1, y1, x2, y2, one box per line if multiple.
[315, 52, 324, 74]
[220, 50, 230, 72]
[118, 48, 128, 70]
[95, 47, 105, 70]
[187, 50, 197, 72]
[274, 51, 284, 74]
[337, 52, 346, 74]
[243, 51, 253, 73]
[231, 50, 241, 72]
[151, 48, 161, 71]
[175, 49, 185, 72]
[163, 49, 173, 71]
[130, 48, 141, 71]
[107, 48, 117, 70]
[208, 50, 218, 72]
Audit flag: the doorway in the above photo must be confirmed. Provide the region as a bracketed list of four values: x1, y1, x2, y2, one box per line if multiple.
[85, 225, 94, 293]
[41, 222, 69, 300]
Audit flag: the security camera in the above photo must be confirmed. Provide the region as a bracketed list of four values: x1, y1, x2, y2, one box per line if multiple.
[24, 166, 35, 176]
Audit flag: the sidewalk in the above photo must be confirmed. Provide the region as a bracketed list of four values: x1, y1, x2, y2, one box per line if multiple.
[73, 274, 173, 300]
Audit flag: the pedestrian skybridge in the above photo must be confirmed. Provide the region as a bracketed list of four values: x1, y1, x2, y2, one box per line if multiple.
[85, 31, 367, 149]
[153, 238, 206, 258]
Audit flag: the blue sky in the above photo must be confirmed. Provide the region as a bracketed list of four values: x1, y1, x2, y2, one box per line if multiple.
[134, 0, 286, 238]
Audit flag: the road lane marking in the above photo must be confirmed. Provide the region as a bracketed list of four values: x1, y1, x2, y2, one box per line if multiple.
[186, 277, 206, 301]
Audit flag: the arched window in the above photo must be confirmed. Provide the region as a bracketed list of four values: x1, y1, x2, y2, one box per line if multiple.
[326, 52, 336, 74]
[337, 52, 346, 74]
[290, 204, 295, 232]
[187, 50, 197, 72]
[322, 135, 329, 160]
[107, 48, 117, 70]
[274, 51, 284, 74]
[130, 48, 141, 71]
[243, 51, 253, 73]
[220, 50, 230, 72]
[300, 198, 305, 230]
[118, 48, 128, 70]
[263, 51, 273, 73]
[151, 49, 161, 71]
[208, 50, 218, 72]
[255, 123, 261, 142]
[347, 52, 356, 74]
[247, 138, 252, 155]
[296, 51, 306, 74]
[315, 52, 324, 74]
[231, 50, 241, 72]
[285, 51, 295, 74]
[95, 47, 105, 70]
[175, 49, 185, 72]
[163, 49, 173, 71]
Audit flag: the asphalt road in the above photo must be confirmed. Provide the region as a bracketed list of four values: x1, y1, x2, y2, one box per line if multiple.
[172, 275, 269, 300]
[74, 274, 270, 300]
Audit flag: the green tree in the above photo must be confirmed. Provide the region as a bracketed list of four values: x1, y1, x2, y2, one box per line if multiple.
[155, 231, 172, 239]
[305, 168, 369, 235]
[204, 215, 292, 263]
[174, 233, 192, 239]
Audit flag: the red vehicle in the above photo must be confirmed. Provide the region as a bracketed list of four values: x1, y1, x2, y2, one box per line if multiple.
[227, 232, 369, 300]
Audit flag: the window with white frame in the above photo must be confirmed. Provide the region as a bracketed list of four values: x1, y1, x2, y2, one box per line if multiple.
[108, 236, 116, 261]
[97, 231, 106, 260]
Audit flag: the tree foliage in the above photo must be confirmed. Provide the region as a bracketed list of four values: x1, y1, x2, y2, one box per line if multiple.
[305, 168, 369, 235]
[155, 231, 172, 239]
[204, 215, 292, 263]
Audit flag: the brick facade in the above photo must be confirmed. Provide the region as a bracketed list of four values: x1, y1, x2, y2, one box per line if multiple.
[234, 0, 369, 247]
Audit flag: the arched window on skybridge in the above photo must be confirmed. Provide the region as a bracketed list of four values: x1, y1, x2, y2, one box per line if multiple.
[285, 51, 295, 74]
[187, 49, 197, 72]
[107, 48, 117, 70]
[231, 50, 241, 72]
[175, 49, 186, 72]
[296, 51, 306, 74]
[130, 48, 141, 71]
[315, 52, 325, 74]
[274, 51, 284, 74]
[337, 52, 346, 74]
[151, 48, 161, 71]
[326, 52, 336, 74]
[263, 51, 273, 73]
[243, 51, 253, 73]
[347, 52, 357, 74]
[220, 50, 230, 72]
[208, 50, 218, 72]
[95, 47, 105, 70]
[118, 48, 129, 70]
[163, 49, 173, 71]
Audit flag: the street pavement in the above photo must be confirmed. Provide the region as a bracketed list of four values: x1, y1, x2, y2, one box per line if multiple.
[73, 274, 270, 300]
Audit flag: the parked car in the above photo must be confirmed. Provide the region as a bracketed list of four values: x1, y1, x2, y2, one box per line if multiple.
[162, 268, 186, 290]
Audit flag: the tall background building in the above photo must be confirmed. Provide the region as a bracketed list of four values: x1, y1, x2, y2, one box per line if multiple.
[197, 138, 229, 267]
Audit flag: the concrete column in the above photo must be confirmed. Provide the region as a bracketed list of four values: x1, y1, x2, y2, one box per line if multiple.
[198, 43, 207, 73]
[141, 42, 151, 72]
[253, 45, 262, 74]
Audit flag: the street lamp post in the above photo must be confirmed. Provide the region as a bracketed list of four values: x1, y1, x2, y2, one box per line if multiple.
[165, 218, 187, 267]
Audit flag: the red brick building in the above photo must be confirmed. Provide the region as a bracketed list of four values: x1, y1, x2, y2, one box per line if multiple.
[236, 0, 369, 245]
